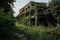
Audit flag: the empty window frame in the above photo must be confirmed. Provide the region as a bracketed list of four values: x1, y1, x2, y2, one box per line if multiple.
[30, 9, 35, 16]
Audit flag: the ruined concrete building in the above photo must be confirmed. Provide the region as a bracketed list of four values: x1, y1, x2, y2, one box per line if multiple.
[16, 1, 60, 27]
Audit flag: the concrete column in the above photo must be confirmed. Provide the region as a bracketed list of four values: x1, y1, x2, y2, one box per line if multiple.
[35, 6, 37, 27]
[57, 23, 60, 27]
[29, 11, 31, 27]
[35, 16, 37, 26]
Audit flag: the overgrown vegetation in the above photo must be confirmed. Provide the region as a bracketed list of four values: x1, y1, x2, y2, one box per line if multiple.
[0, 0, 20, 40]
[16, 22, 60, 40]
[16, 0, 60, 40]
[0, 0, 60, 40]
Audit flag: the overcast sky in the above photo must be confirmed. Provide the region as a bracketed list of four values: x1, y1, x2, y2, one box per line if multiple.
[13, 0, 50, 17]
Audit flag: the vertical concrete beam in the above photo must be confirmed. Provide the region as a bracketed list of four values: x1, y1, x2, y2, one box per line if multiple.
[29, 11, 31, 27]
[35, 16, 37, 26]
[35, 5, 38, 27]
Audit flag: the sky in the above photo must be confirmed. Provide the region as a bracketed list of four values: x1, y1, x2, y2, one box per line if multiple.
[13, 0, 50, 17]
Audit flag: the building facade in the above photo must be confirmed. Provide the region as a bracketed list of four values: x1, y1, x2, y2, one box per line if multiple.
[16, 1, 60, 27]
[17, 1, 46, 26]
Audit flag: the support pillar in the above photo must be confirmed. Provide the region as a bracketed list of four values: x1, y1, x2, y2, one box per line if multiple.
[35, 6, 38, 27]
[29, 11, 31, 27]
[35, 16, 37, 27]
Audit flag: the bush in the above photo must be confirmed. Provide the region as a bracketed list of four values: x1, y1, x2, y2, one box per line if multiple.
[16, 23, 60, 40]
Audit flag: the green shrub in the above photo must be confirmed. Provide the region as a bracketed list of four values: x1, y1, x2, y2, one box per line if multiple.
[16, 23, 60, 40]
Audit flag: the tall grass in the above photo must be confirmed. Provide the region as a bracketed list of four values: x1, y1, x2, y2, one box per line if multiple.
[16, 22, 60, 40]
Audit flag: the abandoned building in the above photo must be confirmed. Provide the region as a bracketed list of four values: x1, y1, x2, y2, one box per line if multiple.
[16, 1, 60, 27]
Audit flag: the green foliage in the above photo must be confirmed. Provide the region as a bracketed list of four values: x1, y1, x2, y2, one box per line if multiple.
[0, 0, 18, 40]
[16, 23, 60, 40]
[49, 0, 60, 7]
[0, 0, 15, 12]
[0, 8, 16, 40]
[49, 0, 60, 22]
[0, 8, 15, 27]
[15, 0, 60, 40]
[25, 16, 30, 20]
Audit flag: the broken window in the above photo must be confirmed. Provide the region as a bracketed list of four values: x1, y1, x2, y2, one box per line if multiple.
[22, 9, 24, 12]
[56, 7, 60, 10]
[28, 6, 30, 9]
[37, 8, 44, 15]
[26, 12, 29, 17]
[32, 4, 34, 6]
[31, 18, 35, 26]
[31, 3, 35, 6]
[30, 9, 35, 16]
[26, 8, 27, 10]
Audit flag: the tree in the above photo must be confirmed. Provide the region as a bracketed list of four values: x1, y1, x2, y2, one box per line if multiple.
[49, 0, 60, 23]
[0, 0, 15, 12]
[49, 0, 60, 7]
[0, 0, 19, 40]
